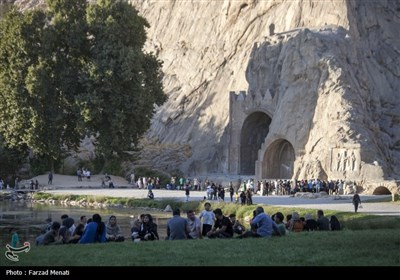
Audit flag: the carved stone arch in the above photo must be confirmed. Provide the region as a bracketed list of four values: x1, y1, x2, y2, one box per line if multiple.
[262, 139, 295, 179]
[239, 112, 271, 175]
[372, 186, 392, 195]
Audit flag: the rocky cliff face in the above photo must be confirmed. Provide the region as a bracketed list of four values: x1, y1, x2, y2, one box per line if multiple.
[7, 1, 400, 188]
[131, 0, 400, 182]
[131, 0, 350, 171]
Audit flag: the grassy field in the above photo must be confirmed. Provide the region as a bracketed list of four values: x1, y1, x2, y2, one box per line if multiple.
[1, 228, 399, 266]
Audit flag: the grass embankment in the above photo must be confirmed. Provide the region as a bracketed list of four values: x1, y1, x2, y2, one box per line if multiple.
[9, 193, 396, 266]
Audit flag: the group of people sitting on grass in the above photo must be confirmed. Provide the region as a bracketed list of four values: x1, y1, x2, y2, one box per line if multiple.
[196, 203, 341, 239]
[283, 210, 341, 232]
[35, 214, 127, 245]
[35, 204, 341, 245]
[164, 203, 341, 240]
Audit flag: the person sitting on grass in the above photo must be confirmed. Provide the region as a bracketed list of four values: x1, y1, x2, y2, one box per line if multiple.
[79, 214, 106, 244]
[330, 215, 341, 231]
[238, 207, 280, 238]
[272, 212, 286, 236]
[186, 210, 202, 239]
[61, 214, 75, 236]
[69, 222, 85, 244]
[131, 214, 144, 242]
[287, 212, 304, 233]
[138, 214, 159, 241]
[106, 215, 125, 242]
[167, 209, 188, 240]
[59, 217, 74, 243]
[206, 208, 233, 238]
[41, 222, 63, 245]
[35, 228, 46, 246]
[317, 210, 330, 231]
[303, 214, 318, 231]
[229, 214, 246, 235]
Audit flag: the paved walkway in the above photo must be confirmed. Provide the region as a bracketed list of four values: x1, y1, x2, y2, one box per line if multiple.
[18, 174, 399, 216]
[44, 188, 400, 216]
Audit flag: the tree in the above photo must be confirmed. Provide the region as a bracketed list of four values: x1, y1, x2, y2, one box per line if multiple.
[81, 0, 166, 157]
[0, 0, 166, 171]
[0, 9, 49, 154]
[0, 1, 87, 171]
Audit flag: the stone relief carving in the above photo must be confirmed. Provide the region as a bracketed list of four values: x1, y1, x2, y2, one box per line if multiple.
[331, 149, 359, 173]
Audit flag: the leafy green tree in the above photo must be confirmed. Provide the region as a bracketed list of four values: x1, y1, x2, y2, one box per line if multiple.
[0, 0, 166, 171]
[0, 9, 48, 155]
[0, 1, 87, 171]
[25, 0, 89, 170]
[81, 0, 166, 157]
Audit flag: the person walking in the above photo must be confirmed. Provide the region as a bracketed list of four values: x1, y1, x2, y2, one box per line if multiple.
[229, 183, 234, 202]
[352, 193, 362, 213]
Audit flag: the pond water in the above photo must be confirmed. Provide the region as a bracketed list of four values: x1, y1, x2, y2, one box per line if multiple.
[0, 200, 170, 246]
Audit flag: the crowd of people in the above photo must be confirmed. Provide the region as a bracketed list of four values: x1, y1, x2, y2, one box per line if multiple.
[128, 175, 362, 207]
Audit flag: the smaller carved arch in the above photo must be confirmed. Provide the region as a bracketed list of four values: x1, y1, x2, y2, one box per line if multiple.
[372, 186, 392, 195]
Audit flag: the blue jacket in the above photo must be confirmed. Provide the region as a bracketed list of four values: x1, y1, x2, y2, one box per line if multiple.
[251, 213, 278, 237]
[79, 222, 107, 244]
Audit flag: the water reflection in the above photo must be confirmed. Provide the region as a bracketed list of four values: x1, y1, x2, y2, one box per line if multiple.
[0, 200, 170, 245]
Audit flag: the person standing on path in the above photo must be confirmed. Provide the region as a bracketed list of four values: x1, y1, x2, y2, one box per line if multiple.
[229, 183, 234, 202]
[352, 193, 362, 213]
[185, 185, 190, 202]
[130, 173, 135, 185]
[48, 172, 53, 185]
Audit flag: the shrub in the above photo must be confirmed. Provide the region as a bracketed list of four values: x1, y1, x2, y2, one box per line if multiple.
[104, 157, 124, 177]
[30, 155, 61, 176]
[180, 201, 201, 213]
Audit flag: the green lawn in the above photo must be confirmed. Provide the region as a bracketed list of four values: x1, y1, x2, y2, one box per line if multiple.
[2, 228, 399, 266]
